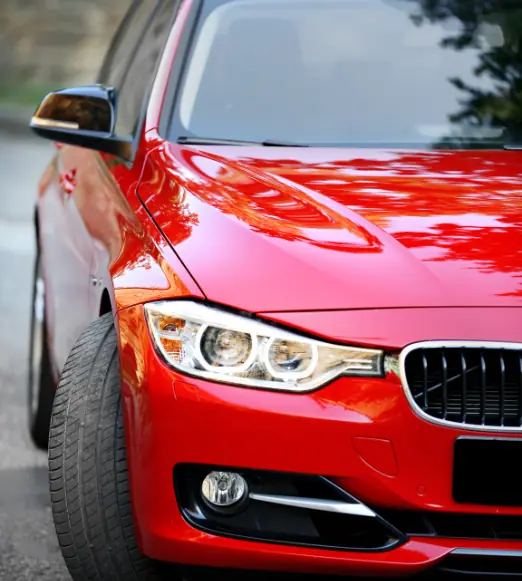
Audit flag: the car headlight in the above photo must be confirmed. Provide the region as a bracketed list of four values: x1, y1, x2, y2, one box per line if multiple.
[144, 301, 383, 392]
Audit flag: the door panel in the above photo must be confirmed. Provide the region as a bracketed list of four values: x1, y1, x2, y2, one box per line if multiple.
[42, 146, 140, 371]
[38, 152, 64, 376]
[39, 146, 93, 373]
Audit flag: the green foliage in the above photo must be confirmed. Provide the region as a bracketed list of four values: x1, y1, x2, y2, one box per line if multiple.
[409, 0, 522, 138]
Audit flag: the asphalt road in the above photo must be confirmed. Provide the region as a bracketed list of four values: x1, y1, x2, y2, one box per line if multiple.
[0, 130, 71, 580]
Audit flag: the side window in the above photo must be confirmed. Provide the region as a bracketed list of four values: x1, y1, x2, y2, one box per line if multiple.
[99, 0, 159, 92]
[115, 0, 181, 136]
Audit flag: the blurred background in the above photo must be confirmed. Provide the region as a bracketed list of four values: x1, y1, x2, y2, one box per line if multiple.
[0, 2, 128, 579]
[0, 0, 129, 130]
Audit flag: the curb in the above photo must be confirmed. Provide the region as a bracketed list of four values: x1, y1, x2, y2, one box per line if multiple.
[0, 108, 33, 136]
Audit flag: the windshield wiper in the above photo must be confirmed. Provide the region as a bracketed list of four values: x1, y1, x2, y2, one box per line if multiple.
[177, 135, 308, 147]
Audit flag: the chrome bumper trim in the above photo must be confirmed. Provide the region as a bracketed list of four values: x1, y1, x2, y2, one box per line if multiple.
[452, 548, 522, 558]
[248, 493, 376, 517]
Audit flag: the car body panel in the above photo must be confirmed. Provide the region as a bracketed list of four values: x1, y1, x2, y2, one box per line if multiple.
[116, 304, 522, 574]
[258, 307, 522, 350]
[37, 147, 94, 372]
[36, 141, 204, 372]
[139, 145, 522, 313]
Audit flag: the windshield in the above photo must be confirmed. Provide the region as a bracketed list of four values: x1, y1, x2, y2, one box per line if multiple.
[171, 0, 522, 149]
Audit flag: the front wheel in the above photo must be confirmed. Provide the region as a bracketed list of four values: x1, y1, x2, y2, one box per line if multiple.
[48, 314, 185, 581]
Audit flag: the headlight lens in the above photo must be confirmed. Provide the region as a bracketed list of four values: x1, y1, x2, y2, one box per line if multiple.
[199, 327, 254, 370]
[144, 301, 383, 392]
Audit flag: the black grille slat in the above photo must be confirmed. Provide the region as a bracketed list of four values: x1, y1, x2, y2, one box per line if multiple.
[461, 352, 467, 423]
[404, 346, 522, 428]
[480, 352, 486, 425]
[500, 352, 506, 426]
[519, 354, 522, 427]
[441, 351, 448, 420]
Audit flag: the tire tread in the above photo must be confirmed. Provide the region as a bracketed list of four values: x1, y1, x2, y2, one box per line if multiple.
[49, 314, 178, 581]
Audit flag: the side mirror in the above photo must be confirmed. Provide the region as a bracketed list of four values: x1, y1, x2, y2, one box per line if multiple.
[30, 85, 133, 161]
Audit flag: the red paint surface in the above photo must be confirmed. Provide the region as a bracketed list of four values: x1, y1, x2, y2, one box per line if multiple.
[259, 307, 522, 350]
[353, 437, 398, 478]
[116, 305, 522, 574]
[139, 146, 522, 312]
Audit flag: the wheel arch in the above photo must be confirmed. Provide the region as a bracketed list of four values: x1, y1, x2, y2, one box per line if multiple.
[99, 288, 113, 316]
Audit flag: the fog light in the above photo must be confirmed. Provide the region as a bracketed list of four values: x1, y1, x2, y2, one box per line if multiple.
[201, 471, 247, 508]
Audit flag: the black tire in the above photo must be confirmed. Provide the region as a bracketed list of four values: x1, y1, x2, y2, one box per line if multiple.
[28, 250, 55, 449]
[48, 314, 184, 581]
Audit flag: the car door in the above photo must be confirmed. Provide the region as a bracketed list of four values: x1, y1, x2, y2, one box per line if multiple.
[40, 0, 160, 374]
[39, 135, 101, 374]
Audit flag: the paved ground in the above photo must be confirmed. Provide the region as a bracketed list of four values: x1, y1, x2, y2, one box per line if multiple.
[0, 131, 71, 580]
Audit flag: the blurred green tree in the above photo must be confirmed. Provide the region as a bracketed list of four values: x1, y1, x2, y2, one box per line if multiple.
[409, 0, 522, 141]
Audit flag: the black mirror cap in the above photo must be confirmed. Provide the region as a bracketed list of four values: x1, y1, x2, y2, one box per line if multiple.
[33, 85, 116, 133]
[30, 85, 133, 161]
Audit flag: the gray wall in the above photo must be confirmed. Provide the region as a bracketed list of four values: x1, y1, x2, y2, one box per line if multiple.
[0, 0, 130, 87]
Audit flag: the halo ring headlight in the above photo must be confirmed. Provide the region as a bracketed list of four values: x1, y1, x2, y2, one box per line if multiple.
[145, 301, 384, 392]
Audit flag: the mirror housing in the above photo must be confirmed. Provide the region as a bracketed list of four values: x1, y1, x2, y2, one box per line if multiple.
[30, 85, 133, 161]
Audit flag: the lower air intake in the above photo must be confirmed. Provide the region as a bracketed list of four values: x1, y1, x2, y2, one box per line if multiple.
[175, 465, 406, 552]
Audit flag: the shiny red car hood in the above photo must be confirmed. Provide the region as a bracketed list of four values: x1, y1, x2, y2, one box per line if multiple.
[139, 145, 522, 312]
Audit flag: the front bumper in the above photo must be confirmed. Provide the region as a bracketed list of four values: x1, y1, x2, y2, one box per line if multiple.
[116, 305, 522, 577]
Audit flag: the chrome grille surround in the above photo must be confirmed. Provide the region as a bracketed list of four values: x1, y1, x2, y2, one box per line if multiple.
[397, 341, 522, 432]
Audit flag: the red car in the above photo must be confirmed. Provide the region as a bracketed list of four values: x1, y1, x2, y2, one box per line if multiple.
[29, 0, 522, 579]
